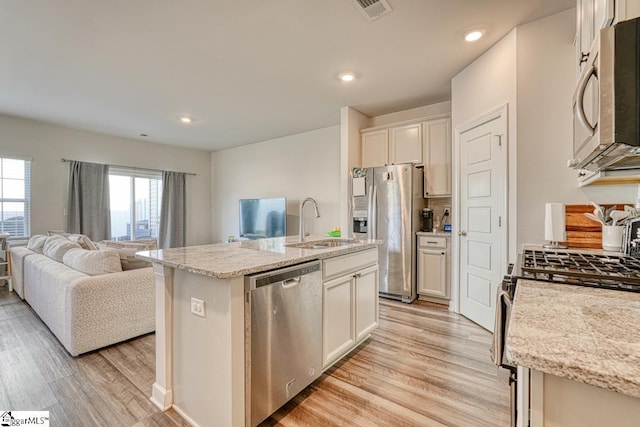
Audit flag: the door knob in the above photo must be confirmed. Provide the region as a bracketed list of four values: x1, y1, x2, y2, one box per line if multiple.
[458, 231, 467, 236]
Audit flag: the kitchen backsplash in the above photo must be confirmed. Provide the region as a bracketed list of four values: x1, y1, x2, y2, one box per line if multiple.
[427, 197, 452, 231]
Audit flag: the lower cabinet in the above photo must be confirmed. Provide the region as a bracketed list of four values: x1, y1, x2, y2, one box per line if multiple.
[417, 235, 450, 300]
[322, 249, 379, 369]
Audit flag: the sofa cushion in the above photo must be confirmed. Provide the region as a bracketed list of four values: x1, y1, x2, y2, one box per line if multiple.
[67, 234, 98, 251]
[62, 248, 123, 276]
[43, 235, 82, 262]
[97, 239, 157, 270]
[27, 234, 48, 253]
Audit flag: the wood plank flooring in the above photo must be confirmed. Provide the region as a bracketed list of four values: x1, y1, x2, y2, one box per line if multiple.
[0, 284, 509, 426]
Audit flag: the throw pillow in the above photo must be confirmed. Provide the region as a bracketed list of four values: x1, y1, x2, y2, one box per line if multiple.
[62, 248, 123, 276]
[43, 235, 82, 262]
[47, 229, 70, 237]
[67, 234, 98, 251]
[27, 235, 48, 253]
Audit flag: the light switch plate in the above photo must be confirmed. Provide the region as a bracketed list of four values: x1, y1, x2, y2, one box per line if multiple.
[190, 297, 206, 318]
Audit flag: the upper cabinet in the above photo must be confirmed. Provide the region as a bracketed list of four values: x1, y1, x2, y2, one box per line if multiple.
[575, 0, 640, 75]
[361, 129, 389, 168]
[423, 118, 451, 197]
[576, 0, 615, 74]
[361, 115, 451, 197]
[362, 123, 422, 167]
[389, 123, 422, 165]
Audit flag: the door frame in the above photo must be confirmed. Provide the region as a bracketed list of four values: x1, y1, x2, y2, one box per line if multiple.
[451, 104, 510, 315]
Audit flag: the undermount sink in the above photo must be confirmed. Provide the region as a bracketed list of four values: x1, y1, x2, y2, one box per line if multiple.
[286, 239, 357, 250]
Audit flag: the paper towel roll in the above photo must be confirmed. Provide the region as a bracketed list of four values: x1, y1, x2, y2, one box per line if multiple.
[544, 203, 566, 242]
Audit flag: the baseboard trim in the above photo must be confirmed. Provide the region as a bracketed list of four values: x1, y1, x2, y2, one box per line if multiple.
[172, 404, 201, 427]
[150, 382, 173, 411]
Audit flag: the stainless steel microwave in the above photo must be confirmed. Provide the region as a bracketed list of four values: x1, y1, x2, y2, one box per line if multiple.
[571, 17, 640, 171]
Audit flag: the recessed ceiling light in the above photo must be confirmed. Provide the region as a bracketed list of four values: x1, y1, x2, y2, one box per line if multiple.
[179, 116, 192, 124]
[339, 73, 355, 82]
[464, 29, 485, 42]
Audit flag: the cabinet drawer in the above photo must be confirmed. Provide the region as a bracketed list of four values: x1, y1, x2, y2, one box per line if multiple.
[418, 236, 447, 249]
[323, 248, 377, 280]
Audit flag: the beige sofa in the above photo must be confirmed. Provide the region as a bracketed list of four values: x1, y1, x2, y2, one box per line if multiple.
[10, 235, 155, 356]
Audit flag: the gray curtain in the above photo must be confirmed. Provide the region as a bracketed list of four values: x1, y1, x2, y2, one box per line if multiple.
[67, 160, 111, 241]
[159, 171, 186, 249]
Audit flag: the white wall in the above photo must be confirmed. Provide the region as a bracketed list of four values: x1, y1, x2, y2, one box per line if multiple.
[452, 30, 518, 259]
[516, 9, 637, 246]
[340, 107, 370, 235]
[0, 114, 212, 245]
[211, 125, 341, 242]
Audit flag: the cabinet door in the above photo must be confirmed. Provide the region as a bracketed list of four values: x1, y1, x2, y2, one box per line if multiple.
[423, 118, 451, 197]
[322, 275, 355, 367]
[417, 248, 447, 298]
[389, 123, 422, 165]
[354, 265, 378, 342]
[362, 129, 389, 168]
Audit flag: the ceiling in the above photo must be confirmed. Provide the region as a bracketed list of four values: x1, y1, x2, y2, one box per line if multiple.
[0, 0, 574, 152]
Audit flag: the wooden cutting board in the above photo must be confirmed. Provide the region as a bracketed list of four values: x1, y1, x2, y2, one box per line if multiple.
[565, 204, 627, 249]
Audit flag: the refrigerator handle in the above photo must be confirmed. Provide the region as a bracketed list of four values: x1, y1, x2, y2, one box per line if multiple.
[371, 185, 378, 240]
[367, 185, 373, 240]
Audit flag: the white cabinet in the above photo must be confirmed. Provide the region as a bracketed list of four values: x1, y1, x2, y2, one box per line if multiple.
[417, 235, 449, 300]
[354, 265, 379, 341]
[322, 274, 355, 364]
[361, 123, 422, 167]
[360, 115, 451, 191]
[576, 0, 615, 74]
[362, 129, 389, 168]
[322, 248, 379, 369]
[389, 122, 422, 165]
[576, 0, 640, 74]
[422, 118, 451, 197]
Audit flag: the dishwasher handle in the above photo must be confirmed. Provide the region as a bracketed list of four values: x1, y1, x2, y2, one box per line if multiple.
[282, 277, 301, 289]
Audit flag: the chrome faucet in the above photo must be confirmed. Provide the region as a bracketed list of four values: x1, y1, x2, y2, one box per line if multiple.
[299, 197, 320, 242]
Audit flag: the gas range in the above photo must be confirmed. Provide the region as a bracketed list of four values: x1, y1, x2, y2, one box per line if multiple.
[515, 248, 640, 292]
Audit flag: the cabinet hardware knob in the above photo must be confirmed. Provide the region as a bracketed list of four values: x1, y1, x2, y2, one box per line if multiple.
[458, 231, 467, 236]
[580, 52, 589, 64]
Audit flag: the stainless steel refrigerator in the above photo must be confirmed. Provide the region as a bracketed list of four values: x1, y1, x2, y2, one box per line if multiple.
[351, 164, 425, 303]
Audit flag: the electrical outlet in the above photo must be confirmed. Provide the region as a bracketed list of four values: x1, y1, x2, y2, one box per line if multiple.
[190, 297, 206, 318]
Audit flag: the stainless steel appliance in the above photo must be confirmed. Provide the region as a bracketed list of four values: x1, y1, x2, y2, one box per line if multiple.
[492, 248, 640, 426]
[571, 16, 640, 172]
[244, 261, 322, 427]
[421, 208, 433, 232]
[351, 165, 425, 302]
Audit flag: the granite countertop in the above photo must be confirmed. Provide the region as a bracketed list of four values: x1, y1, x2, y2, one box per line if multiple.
[416, 231, 452, 238]
[506, 279, 640, 399]
[136, 236, 380, 279]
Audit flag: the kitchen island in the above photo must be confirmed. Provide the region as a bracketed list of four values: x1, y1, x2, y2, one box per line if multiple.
[506, 279, 640, 427]
[137, 236, 380, 427]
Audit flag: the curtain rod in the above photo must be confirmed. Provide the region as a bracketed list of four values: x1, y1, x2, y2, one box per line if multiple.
[61, 158, 197, 176]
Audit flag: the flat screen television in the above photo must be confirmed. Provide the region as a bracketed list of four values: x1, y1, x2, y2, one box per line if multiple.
[239, 198, 286, 239]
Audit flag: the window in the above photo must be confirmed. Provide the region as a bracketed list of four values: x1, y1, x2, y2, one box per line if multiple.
[0, 157, 30, 239]
[109, 168, 162, 241]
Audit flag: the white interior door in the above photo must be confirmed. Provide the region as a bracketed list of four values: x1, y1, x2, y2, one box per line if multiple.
[458, 112, 506, 331]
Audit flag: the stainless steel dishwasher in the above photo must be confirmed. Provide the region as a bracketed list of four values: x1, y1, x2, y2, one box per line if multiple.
[245, 260, 322, 427]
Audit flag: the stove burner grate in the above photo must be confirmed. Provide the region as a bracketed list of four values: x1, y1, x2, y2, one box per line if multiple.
[520, 249, 640, 292]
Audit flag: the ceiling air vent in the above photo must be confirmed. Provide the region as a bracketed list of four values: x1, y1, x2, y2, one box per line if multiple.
[353, 0, 392, 22]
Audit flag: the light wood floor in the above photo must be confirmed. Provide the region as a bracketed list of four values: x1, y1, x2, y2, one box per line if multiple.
[0, 284, 509, 426]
